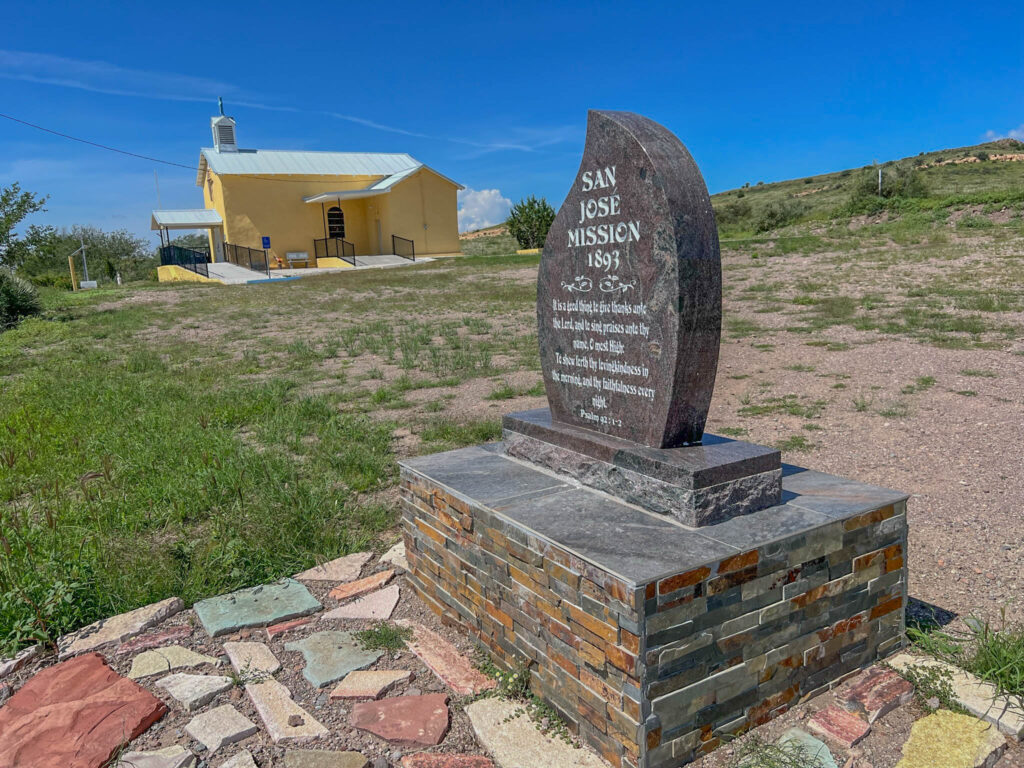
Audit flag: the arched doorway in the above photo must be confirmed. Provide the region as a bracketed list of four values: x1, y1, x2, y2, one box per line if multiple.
[327, 206, 345, 239]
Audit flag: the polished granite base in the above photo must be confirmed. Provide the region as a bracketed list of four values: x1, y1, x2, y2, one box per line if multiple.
[503, 408, 781, 526]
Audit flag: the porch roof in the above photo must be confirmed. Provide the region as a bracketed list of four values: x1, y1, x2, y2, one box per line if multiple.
[151, 209, 223, 230]
[302, 164, 462, 205]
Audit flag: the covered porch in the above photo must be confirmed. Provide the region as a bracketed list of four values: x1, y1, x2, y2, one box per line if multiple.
[303, 181, 416, 267]
[152, 209, 274, 278]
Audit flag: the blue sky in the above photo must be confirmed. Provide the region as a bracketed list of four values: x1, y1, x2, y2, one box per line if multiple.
[1, 1, 1021, 241]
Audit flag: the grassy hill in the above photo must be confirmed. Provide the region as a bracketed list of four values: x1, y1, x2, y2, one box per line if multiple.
[711, 138, 1024, 238]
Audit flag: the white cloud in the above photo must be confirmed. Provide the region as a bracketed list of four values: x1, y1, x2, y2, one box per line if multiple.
[458, 188, 511, 233]
[0, 50, 232, 102]
[983, 125, 1024, 141]
[0, 50, 573, 154]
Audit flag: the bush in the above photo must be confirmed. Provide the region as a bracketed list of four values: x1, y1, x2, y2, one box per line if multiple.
[754, 200, 804, 233]
[507, 196, 555, 249]
[0, 269, 42, 329]
[715, 199, 753, 227]
[975, 151, 990, 162]
[848, 162, 929, 210]
[27, 271, 72, 290]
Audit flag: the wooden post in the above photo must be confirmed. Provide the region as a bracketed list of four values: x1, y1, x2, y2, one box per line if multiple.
[68, 254, 78, 291]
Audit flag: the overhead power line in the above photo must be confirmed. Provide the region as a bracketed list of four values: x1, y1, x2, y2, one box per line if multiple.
[0, 111, 389, 186]
[1, 112, 198, 170]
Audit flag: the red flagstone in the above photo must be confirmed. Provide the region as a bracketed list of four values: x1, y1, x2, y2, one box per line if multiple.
[837, 665, 914, 723]
[396, 620, 496, 696]
[0, 652, 167, 768]
[328, 570, 394, 602]
[807, 705, 870, 748]
[350, 693, 450, 746]
[267, 617, 314, 640]
[401, 755, 494, 768]
[115, 625, 193, 655]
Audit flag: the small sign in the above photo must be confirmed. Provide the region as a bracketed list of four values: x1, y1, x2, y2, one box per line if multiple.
[261, 236, 271, 249]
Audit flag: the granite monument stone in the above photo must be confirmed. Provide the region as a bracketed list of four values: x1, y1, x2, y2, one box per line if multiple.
[537, 110, 721, 448]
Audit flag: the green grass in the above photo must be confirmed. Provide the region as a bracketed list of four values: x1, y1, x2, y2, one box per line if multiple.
[901, 375, 937, 394]
[355, 621, 413, 651]
[0, 340, 397, 652]
[907, 611, 1024, 709]
[775, 435, 813, 453]
[0, 256, 541, 654]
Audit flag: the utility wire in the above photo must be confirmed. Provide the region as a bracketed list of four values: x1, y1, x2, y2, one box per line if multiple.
[1, 112, 198, 170]
[0, 111, 390, 186]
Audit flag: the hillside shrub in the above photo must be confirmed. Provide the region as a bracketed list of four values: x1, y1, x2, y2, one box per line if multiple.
[507, 196, 555, 249]
[754, 200, 804, 233]
[715, 199, 753, 228]
[848, 163, 928, 213]
[0, 269, 42, 329]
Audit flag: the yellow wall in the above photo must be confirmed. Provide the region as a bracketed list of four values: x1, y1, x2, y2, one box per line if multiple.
[385, 169, 461, 255]
[199, 165, 461, 265]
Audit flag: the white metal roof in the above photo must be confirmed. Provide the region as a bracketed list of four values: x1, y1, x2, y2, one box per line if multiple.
[196, 148, 421, 184]
[151, 209, 224, 230]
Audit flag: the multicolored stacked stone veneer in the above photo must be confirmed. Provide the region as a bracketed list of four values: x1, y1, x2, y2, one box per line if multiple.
[399, 444, 908, 768]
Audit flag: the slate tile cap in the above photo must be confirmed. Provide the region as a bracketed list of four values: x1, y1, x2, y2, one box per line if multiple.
[699, 502, 833, 551]
[782, 466, 909, 519]
[401, 448, 908, 587]
[401, 446, 569, 506]
[495, 487, 740, 584]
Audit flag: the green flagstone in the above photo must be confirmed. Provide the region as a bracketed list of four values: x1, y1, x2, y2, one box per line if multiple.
[284, 631, 382, 688]
[194, 579, 321, 638]
[777, 727, 838, 768]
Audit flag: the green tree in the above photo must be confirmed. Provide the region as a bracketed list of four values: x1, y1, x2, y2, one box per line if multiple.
[168, 233, 210, 252]
[0, 183, 48, 268]
[16, 226, 155, 285]
[507, 196, 555, 249]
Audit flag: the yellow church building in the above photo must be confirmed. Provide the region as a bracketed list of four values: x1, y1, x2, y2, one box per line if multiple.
[153, 109, 463, 275]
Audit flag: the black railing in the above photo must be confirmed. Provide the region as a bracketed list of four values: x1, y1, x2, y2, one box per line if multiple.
[224, 242, 270, 277]
[392, 235, 415, 261]
[159, 245, 209, 278]
[314, 237, 356, 266]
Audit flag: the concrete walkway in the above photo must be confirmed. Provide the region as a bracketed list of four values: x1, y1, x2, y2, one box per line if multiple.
[207, 255, 430, 285]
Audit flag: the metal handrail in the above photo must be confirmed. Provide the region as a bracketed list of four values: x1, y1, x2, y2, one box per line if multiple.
[391, 235, 415, 261]
[314, 237, 356, 266]
[223, 242, 270, 277]
[159, 245, 209, 278]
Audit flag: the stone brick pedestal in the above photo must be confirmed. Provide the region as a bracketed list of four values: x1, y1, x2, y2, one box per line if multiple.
[399, 442, 908, 768]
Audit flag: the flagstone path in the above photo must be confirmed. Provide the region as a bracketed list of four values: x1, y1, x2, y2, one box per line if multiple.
[2, 545, 1019, 768]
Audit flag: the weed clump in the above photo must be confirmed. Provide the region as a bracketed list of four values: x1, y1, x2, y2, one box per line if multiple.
[355, 622, 413, 652]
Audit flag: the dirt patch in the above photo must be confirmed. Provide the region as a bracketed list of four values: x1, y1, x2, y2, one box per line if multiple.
[848, 211, 891, 230]
[459, 225, 508, 241]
